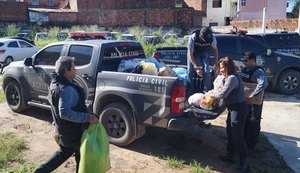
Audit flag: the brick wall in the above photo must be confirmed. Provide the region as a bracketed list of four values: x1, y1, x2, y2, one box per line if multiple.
[231, 19, 299, 31]
[0, 2, 28, 22]
[0, 0, 203, 29]
[48, 12, 77, 25]
[77, 0, 203, 29]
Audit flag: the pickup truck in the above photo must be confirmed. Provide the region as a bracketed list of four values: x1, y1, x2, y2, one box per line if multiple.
[2, 39, 225, 146]
[153, 34, 300, 94]
[247, 31, 300, 57]
[152, 47, 187, 67]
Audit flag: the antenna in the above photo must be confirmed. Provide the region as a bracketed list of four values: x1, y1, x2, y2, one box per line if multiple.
[59, 0, 69, 9]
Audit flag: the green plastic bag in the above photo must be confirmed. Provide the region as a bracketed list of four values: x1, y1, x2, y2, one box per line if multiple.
[79, 123, 110, 173]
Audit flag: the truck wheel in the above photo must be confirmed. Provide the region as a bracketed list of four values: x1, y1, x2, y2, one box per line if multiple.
[277, 70, 300, 94]
[5, 80, 26, 112]
[99, 102, 135, 146]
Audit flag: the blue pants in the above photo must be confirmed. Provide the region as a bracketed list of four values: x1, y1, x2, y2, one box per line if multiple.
[33, 144, 80, 173]
[187, 52, 212, 95]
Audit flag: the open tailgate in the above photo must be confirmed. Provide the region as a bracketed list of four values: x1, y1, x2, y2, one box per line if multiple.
[184, 105, 226, 121]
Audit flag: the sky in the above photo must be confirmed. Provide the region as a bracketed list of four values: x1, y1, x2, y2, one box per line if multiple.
[287, 0, 297, 12]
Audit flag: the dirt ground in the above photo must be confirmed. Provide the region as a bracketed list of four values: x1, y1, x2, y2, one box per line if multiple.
[0, 73, 296, 173]
[0, 90, 296, 173]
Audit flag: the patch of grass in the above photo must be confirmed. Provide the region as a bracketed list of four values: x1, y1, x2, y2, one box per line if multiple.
[0, 89, 5, 103]
[1, 163, 37, 173]
[0, 132, 27, 169]
[189, 160, 211, 173]
[35, 38, 59, 49]
[164, 156, 185, 169]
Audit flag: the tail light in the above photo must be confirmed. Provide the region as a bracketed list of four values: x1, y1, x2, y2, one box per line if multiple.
[171, 86, 186, 114]
[153, 52, 160, 59]
[0, 49, 6, 54]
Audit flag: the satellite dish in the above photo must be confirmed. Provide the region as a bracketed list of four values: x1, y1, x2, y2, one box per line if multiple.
[59, 0, 69, 9]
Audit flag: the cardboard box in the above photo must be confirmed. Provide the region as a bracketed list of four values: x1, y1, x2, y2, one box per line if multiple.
[243, 82, 264, 105]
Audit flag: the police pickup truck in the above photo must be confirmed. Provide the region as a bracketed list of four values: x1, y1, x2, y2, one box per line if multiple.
[153, 34, 300, 94]
[2, 39, 225, 146]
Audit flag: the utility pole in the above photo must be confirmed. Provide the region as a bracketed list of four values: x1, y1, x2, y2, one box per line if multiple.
[262, 0, 268, 33]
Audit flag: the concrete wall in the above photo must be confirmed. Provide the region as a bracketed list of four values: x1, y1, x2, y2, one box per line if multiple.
[203, 0, 227, 26]
[0, 1, 28, 22]
[236, 0, 286, 20]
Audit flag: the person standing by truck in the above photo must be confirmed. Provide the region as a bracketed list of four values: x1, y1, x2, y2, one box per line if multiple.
[34, 56, 98, 173]
[187, 26, 219, 95]
[208, 57, 249, 173]
[240, 51, 268, 155]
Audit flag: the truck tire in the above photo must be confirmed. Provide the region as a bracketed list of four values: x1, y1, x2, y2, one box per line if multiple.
[99, 102, 135, 146]
[5, 80, 26, 112]
[277, 69, 300, 94]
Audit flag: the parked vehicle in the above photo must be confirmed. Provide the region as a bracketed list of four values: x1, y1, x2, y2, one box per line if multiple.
[56, 31, 69, 41]
[0, 38, 39, 65]
[9, 36, 35, 45]
[97, 31, 113, 40]
[153, 47, 187, 67]
[153, 34, 300, 94]
[35, 32, 49, 41]
[15, 33, 30, 39]
[2, 39, 225, 146]
[163, 33, 178, 40]
[141, 35, 164, 45]
[111, 31, 120, 40]
[118, 34, 136, 41]
[247, 31, 300, 57]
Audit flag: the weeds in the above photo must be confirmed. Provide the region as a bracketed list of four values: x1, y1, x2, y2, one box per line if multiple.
[0, 132, 27, 169]
[0, 89, 5, 103]
[190, 160, 211, 173]
[165, 156, 185, 169]
[6, 24, 19, 37]
[1, 163, 37, 173]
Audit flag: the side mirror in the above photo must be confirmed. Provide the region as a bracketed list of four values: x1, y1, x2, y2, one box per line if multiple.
[266, 49, 272, 56]
[24, 57, 33, 66]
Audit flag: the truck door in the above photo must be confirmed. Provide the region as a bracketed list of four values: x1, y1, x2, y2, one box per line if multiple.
[23, 44, 63, 101]
[239, 37, 275, 80]
[66, 44, 98, 108]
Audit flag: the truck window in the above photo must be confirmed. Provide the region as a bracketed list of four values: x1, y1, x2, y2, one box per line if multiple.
[216, 37, 237, 54]
[34, 45, 63, 65]
[102, 44, 145, 71]
[240, 37, 265, 54]
[68, 45, 93, 66]
[265, 34, 300, 47]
